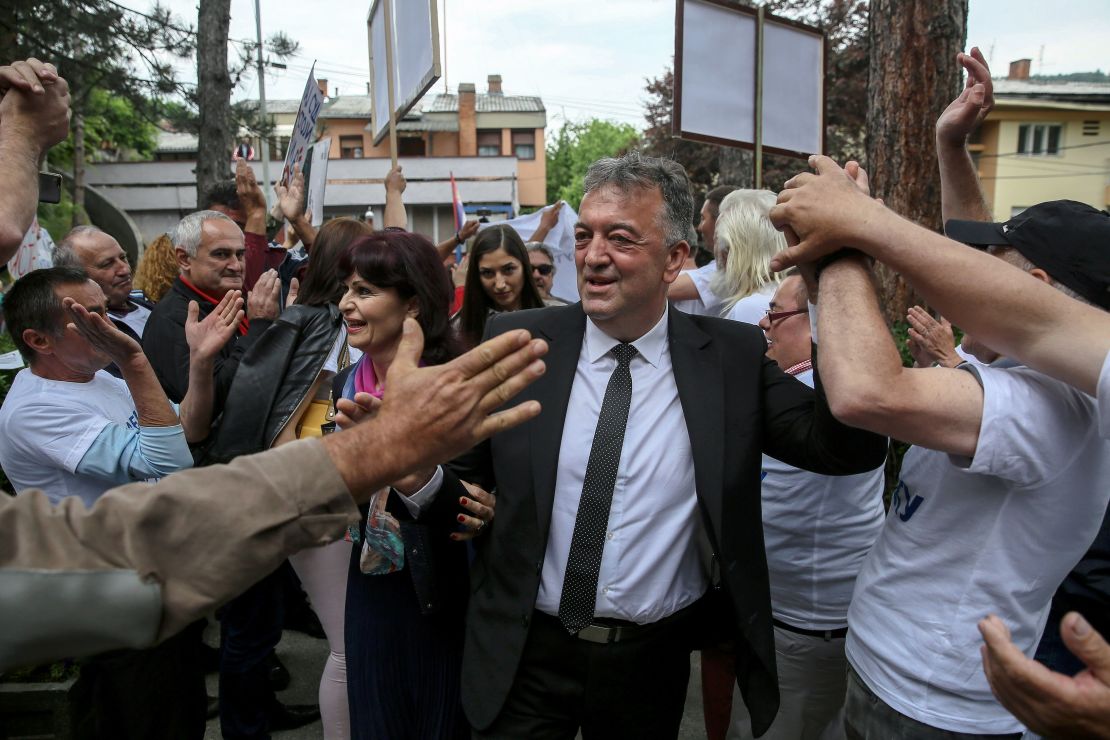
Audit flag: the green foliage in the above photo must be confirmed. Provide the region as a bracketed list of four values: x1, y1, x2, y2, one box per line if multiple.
[546, 119, 640, 210]
[48, 89, 159, 170]
[36, 187, 79, 241]
[1, 659, 80, 683]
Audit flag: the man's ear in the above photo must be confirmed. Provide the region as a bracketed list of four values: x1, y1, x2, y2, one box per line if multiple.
[663, 240, 690, 284]
[1027, 267, 1054, 285]
[175, 247, 191, 273]
[23, 328, 54, 356]
[406, 296, 420, 319]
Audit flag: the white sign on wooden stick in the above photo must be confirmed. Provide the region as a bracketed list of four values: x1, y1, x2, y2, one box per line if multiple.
[367, 0, 441, 146]
[674, 0, 825, 159]
[280, 67, 325, 187]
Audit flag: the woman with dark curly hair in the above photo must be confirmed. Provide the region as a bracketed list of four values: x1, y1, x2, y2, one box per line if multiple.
[455, 224, 544, 349]
[332, 230, 488, 739]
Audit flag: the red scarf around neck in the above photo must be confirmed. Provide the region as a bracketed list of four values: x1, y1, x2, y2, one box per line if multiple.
[180, 276, 250, 336]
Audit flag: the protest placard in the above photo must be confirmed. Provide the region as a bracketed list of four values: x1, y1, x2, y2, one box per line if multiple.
[367, 0, 441, 148]
[280, 67, 326, 187]
[302, 138, 331, 227]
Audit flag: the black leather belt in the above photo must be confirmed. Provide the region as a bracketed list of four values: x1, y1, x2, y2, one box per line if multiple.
[773, 618, 848, 640]
[540, 598, 702, 645]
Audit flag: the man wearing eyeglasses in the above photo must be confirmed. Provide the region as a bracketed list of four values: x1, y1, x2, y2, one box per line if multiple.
[725, 274, 885, 740]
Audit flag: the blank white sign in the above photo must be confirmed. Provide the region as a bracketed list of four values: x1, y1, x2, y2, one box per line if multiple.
[680, 0, 756, 145]
[368, 0, 440, 145]
[677, 0, 824, 157]
[761, 19, 823, 155]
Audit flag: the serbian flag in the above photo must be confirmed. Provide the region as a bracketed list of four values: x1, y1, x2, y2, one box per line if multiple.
[450, 172, 466, 263]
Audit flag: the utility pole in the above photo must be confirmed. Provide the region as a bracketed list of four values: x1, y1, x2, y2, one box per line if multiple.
[254, 0, 272, 208]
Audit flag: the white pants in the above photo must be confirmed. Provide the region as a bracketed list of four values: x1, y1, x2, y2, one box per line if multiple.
[290, 538, 353, 740]
[728, 625, 848, 740]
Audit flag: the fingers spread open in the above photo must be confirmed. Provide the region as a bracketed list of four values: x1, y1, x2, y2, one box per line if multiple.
[474, 399, 542, 440]
[451, 329, 533, 381]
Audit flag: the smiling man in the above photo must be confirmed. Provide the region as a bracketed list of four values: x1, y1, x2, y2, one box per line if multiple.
[449, 153, 886, 739]
[52, 226, 155, 358]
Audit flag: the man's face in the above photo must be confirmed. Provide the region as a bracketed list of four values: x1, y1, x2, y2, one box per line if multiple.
[758, 276, 810, 370]
[574, 184, 688, 341]
[31, 281, 112, 380]
[177, 218, 246, 297]
[72, 232, 132, 310]
[530, 250, 555, 298]
[697, 200, 717, 252]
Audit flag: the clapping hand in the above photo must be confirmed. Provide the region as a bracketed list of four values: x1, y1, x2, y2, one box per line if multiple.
[185, 290, 244, 361]
[247, 269, 282, 321]
[63, 298, 141, 365]
[906, 306, 961, 368]
[937, 47, 994, 149]
[276, 165, 306, 223]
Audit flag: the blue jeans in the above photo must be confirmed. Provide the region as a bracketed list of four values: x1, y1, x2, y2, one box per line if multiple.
[218, 568, 285, 739]
[843, 665, 1021, 740]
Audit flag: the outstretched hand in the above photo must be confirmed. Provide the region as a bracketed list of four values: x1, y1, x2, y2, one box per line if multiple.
[980, 613, 1110, 739]
[769, 155, 885, 272]
[937, 47, 994, 149]
[186, 291, 244, 361]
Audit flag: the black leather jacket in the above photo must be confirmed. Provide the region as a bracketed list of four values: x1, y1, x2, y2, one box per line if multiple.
[200, 303, 342, 465]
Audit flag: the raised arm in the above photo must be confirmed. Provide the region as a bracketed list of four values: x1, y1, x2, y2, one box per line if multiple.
[769, 156, 1110, 395]
[816, 255, 984, 457]
[276, 165, 316, 249]
[383, 165, 407, 229]
[437, 219, 478, 261]
[530, 200, 563, 244]
[0, 59, 69, 260]
[178, 291, 245, 442]
[936, 47, 995, 223]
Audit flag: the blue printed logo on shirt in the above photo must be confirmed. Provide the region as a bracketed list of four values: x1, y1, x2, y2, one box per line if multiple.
[890, 479, 923, 522]
[126, 412, 139, 431]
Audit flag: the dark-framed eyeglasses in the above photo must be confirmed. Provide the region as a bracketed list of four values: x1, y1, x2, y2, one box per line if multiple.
[763, 308, 808, 325]
[532, 264, 554, 276]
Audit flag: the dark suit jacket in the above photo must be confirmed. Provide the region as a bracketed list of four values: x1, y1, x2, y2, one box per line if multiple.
[450, 303, 887, 735]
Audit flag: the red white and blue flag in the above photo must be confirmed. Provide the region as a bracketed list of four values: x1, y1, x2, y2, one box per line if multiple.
[450, 172, 466, 262]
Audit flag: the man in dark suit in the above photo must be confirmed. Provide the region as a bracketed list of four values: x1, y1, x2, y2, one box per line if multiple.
[450, 153, 887, 739]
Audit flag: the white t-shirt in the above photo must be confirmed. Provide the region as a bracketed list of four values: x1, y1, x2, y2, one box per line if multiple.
[0, 370, 139, 508]
[672, 261, 723, 317]
[762, 368, 885, 629]
[723, 284, 777, 326]
[846, 364, 1110, 734]
[109, 302, 151, 339]
[1099, 349, 1110, 440]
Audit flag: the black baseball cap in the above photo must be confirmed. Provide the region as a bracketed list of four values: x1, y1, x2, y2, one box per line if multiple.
[944, 200, 1110, 310]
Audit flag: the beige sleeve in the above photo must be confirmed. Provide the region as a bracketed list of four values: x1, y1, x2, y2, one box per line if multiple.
[0, 439, 359, 649]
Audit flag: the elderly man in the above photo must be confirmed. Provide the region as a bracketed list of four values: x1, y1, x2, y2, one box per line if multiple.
[726, 274, 885, 740]
[52, 226, 154, 346]
[0, 265, 240, 738]
[448, 153, 885, 738]
[527, 242, 567, 305]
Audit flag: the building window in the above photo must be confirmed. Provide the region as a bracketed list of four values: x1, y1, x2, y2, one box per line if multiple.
[1016, 123, 1061, 156]
[512, 130, 536, 160]
[340, 135, 364, 159]
[398, 136, 426, 157]
[477, 130, 501, 157]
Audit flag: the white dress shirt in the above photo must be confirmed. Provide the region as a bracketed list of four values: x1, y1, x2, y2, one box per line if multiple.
[535, 309, 708, 624]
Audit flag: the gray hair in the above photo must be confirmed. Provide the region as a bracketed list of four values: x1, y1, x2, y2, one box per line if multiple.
[526, 242, 555, 264]
[582, 152, 694, 246]
[993, 247, 1094, 307]
[172, 210, 236, 257]
[52, 225, 105, 268]
[710, 189, 785, 308]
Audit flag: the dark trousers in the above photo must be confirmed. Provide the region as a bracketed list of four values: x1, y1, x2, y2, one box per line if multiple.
[218, 567, 285, 740]
[474, 604, 702, 740]
[72, 622, 206, 740]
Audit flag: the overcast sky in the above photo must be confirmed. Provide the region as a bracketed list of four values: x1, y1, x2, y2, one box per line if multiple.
[121, 0, 1109, 130]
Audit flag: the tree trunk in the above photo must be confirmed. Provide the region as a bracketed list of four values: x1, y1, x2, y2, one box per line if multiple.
[196, 0, 234, 209]
[866, 0, 967, 321]
[72, 108, 87, 226]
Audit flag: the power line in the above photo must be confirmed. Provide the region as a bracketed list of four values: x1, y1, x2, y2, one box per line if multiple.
[979, 139, 1110, 159]
[980, 169, 1110, 180]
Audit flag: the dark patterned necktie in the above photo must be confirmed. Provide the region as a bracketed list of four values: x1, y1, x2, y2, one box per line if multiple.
[559, 342, 638, 634]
